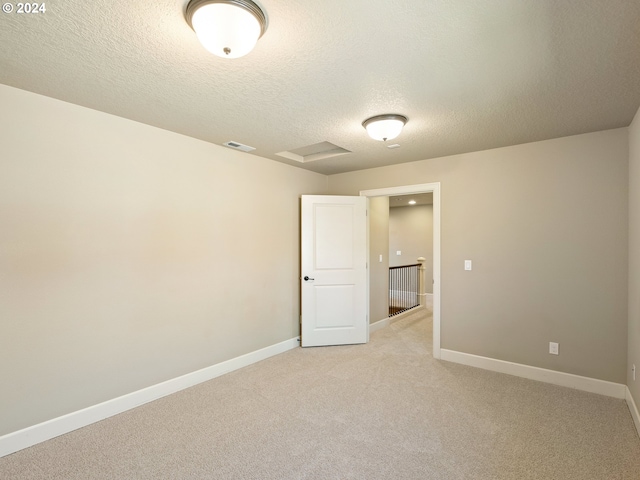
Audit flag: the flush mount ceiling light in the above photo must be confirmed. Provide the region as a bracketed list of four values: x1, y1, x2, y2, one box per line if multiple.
[185, 0, 268, 59]
[362, 114, 408, 142]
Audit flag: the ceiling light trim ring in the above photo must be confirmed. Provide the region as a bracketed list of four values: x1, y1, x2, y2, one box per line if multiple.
[361, 114, 408, 130]
[362, 114, 408, 141]
[185, 0, 268, 38]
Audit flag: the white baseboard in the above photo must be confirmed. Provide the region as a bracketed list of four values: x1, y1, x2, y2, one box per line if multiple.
[440, 349, 626, 399]
[371, 306, 427, 334]
[0, 337, 300, 458]
[626, 387, 640, 438]
[425, 293, 433, 308]
[370, 317, 390, 333]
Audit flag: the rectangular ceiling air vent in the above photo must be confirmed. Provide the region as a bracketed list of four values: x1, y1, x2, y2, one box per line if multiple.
[276, 141, 351, 163]
[223, 141, 256, 153]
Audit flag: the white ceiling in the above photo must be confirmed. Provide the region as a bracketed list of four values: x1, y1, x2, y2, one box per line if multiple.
[390, 193, 433, 208]
[1, 0, 639, 175]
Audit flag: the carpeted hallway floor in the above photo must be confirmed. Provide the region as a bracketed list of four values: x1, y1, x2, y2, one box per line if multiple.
[1, 308, 640, 479]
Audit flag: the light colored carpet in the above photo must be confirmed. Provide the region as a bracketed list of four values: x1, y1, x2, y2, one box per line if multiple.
[2, 308, 640, 479]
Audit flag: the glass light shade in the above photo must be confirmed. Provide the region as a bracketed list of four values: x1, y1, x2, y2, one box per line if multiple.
[362, 115, 408, 141]
[189, 1, 265, 59]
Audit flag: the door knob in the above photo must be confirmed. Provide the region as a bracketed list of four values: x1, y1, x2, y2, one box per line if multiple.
[303, 276, 315, 281]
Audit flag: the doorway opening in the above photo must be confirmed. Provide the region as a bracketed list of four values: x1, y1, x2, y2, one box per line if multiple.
[388, 192, 433, 316]
[360, 183, 441, 359]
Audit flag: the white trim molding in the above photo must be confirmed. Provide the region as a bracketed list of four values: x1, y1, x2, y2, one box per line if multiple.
[0, 337, 300, 458]
[424, 293, 434, 308]
[370, 317, 391, 333]
[627, 387, 640, 438]
[441, 349, 627, 399]
[370, 307, 427, 334]
[360, 182, 441, 359]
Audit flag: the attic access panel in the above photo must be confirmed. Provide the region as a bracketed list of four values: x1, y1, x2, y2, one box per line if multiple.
[276, 141, 351, 163]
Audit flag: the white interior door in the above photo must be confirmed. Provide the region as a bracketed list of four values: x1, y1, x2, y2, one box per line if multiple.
[301, 195, 368, 347]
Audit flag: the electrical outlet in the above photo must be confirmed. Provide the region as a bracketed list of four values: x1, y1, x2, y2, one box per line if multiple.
[549, 342, 559, 355]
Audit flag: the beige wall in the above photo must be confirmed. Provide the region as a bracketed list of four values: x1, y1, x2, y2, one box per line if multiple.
[329, 129, 629, 383]
[1, 81, 634, 439]
[389, 205, 433, 294]
[629, 107, 640, 406]
[0, 85, 327, 436]
[369, 197, 389, 323]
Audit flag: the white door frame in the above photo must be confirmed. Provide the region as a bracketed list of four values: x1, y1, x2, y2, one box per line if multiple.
[359, 183, 441, 359]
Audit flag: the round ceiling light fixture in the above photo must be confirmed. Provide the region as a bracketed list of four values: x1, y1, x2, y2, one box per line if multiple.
[362, 114, 408, 141]
[186, 0, 268, 59]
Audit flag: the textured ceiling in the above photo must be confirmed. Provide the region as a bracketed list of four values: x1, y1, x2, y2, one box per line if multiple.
[390, 193, 433, 208]
[1, 0, 639, 175]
